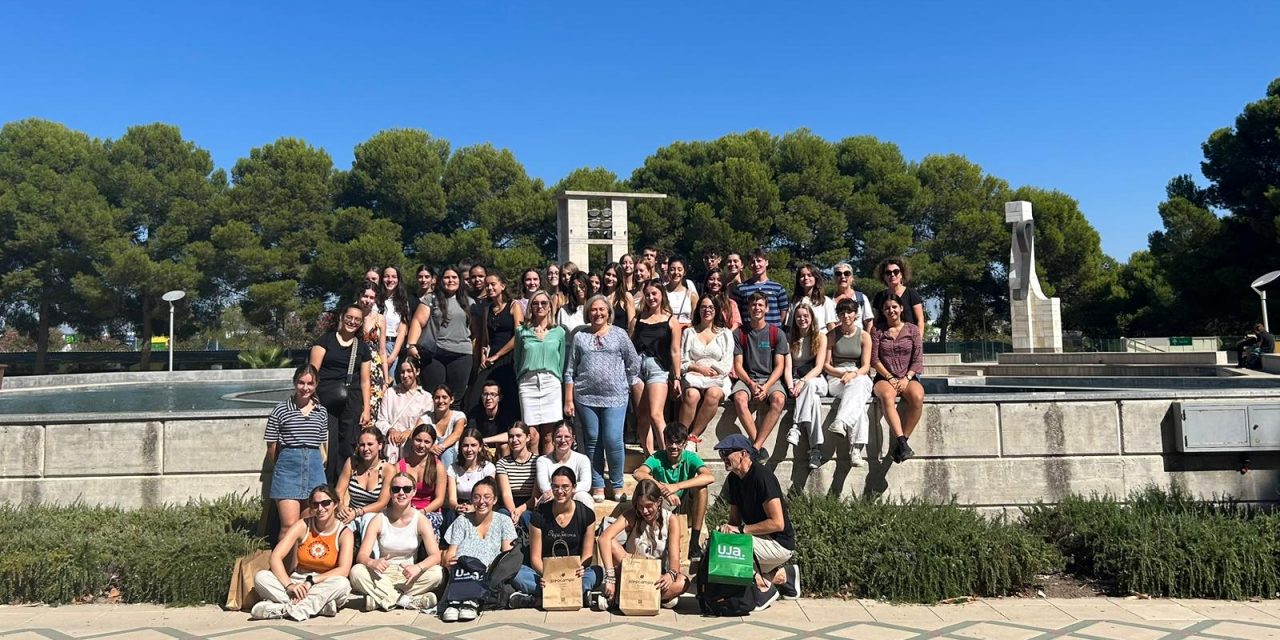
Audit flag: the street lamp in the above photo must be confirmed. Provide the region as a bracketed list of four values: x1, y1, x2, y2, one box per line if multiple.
[1250, 271, 1280, 332]
[161, 290, 186, 372]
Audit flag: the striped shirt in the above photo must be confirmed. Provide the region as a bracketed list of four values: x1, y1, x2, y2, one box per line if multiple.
[497, 454, 537, 503]
[731, 278, 789, 327]
[264, 398, 329, 447]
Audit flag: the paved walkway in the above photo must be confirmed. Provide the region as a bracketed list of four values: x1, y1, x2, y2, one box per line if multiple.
[4, 597, 1280, 639]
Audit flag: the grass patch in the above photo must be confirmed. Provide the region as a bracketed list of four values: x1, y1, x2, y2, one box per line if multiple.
[709, 492, 1062, 603]
[1023, 485, 1280, 599]
[0, 494, 265, 605]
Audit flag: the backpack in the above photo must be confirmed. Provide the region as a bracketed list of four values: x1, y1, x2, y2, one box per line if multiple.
[481, 547, 525, 610]
[695, 546, 764, 616]
[737, 324, 780, 352]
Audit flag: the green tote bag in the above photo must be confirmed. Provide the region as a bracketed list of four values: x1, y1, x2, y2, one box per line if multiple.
[707, 530, 755, 586]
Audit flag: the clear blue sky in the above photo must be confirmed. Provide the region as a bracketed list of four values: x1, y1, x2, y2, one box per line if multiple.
[3, 2, 1277, 260]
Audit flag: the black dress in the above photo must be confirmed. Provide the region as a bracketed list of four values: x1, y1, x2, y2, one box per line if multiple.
[466, 299, 520, 427]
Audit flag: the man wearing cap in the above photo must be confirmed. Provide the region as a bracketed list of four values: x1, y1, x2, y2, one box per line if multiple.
[715, 434, 799, 602]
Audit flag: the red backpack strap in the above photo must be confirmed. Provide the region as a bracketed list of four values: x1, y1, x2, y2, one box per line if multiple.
[768, 324, 779, 350]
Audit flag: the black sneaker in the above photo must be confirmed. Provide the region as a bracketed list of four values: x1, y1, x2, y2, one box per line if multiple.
[807, 447, 822, 470]
[689, 543, 704, 562]
[508, 591, 535, 609]
[778, 564, 801, 599]
[753, 584, 780, 611]
[755, 447, 770, 463]
[899, 440, 915, 462]
[890, 439, 903, 464]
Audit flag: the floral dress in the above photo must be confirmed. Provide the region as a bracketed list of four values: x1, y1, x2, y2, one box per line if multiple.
[364, 324, 386, 418]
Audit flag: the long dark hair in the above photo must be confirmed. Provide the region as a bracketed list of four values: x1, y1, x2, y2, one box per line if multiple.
[433, 266, 472, 329]
[792, 262, 827, 307]
[562, 271, 589, 315]
[382, 266, 410, 320]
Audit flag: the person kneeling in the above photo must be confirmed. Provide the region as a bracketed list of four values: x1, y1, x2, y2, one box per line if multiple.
[715, 435, 799, 603]
[509, 467, 604, 609]
[633, 422, 713, 561]
[350, 472, 445, 611]
[598, 479, 688, 611]
[251, 485, 354, 621]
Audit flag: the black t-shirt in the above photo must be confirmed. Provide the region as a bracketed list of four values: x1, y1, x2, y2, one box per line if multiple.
[726, 462, 795, 550]
[313, 332, 372, 384]
[872, 287, 925, 327]
[467, 407, 505, 440]
[1259, 331, 1276, 354]
[530, 500, 596, 558]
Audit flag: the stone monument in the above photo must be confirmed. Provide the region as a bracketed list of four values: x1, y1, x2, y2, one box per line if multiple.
[1006, 200, 1063, 353]
[556, 190, 666, 273]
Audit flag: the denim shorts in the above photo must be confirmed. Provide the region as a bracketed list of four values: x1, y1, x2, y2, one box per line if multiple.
[269, 446, 327, 500]
[639, 355, 670, 385]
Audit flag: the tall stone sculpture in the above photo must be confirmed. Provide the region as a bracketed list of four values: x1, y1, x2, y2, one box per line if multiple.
[556, 191, 666, 273]
[1006, 201, 1063, 353]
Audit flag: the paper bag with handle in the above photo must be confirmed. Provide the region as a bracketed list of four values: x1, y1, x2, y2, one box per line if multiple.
[223, 549, 271, 611]
[618, 555, 662, 616]
[540, 539, 582, 611]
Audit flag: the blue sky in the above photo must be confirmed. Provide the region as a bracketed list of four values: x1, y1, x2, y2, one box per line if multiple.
[3, 2, 1277, 260]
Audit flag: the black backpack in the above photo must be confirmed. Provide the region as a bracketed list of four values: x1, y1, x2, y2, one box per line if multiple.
[481, 548, 525, 610]
[695, 549, 764, 616]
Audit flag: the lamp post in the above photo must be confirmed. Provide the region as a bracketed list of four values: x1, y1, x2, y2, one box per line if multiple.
[1250, 271, 1280, 332]
[161, 290, 186, 372]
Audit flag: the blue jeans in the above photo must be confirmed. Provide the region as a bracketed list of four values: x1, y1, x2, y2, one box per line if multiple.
[513, 564, 603, 595]
[576, 403, 627, 490]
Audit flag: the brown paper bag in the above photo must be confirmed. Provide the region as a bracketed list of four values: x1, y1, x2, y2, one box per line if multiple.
[223, 549, 271, 611]
[617, 556, 661, 616]
[540, 556, 582, 611]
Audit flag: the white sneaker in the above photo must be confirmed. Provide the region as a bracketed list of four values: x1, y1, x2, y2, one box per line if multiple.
[441, 606, 460, 622]
[457, 603, 478, 621]
[850, 447, 865, 467]
[250, 601, 286, 620]
[827, 420, 847, 436]
[317, 599, 340, 617]
[786, 428, 800, 446]
[662, 596, 679, 609]
[419, 592, 438, 611]
[396, 594, 415, 609]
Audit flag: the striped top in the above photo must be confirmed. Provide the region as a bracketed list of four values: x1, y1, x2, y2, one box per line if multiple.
[496, 454, 537, 504]
[731, 278, 789, 327]
[264, 398, 328, 447]
[347, 461, 385, 509]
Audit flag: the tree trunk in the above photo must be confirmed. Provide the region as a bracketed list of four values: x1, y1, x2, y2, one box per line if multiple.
[939, 294, 951, 347]
[35, 299, 49, 375]
[140, 294, 153, 370]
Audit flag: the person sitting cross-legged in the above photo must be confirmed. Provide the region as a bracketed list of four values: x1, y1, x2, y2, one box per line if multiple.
[349, 471, 445, 611]
[598, 479, 688, 611]
[730, 292, 789, 462]
[633, 422, 714, 561]
[251, 485, 354, 621]
[508, 467, 604, 609]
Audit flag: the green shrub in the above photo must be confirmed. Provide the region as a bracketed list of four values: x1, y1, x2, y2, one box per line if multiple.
[709, 492, 1062, 602]
[0, 494, 266, 605]
[237, 346, 293, 369]
[1023, 485, 1280, 599]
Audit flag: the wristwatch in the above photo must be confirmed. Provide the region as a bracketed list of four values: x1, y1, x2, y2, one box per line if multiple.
[304, 575, 315, 585]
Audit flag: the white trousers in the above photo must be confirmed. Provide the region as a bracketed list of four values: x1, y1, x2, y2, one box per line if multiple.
[350, 562, 444, 609]
[827, 374, 874, 446]
[791, 377, 829, 446]
[253, 570, 351, 620]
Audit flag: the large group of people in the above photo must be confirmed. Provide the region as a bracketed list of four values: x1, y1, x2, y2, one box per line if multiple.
[258, 248, 929, 621]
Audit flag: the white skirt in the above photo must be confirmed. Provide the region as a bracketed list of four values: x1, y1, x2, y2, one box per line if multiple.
[519, 371, 563, 425]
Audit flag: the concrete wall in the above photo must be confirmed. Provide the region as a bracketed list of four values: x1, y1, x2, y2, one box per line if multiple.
[2, 389, 1278, 510]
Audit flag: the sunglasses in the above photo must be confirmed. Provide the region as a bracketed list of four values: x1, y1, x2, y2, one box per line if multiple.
[835, 270, 852, 277]
[311, 499, 334, 508]
[886, 269, 902, 276]
[390, 485, 415, 494]
[530, 301, 549, 307]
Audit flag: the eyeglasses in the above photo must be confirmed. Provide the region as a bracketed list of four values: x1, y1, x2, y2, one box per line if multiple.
[551, 485, 574, 493]
[835, 271, 852, 277]
[885, 269, 902, 276]
[718, 449, 739, 460]
[530, 301, 549, 308]
[311, 499, 334, 509]
[481, 392, 500, 398]
[554, 435, 573, 441]
[390, 485, 414, 494]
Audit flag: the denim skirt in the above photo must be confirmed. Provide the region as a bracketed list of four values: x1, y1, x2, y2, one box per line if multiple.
[269, 446, 327, 500]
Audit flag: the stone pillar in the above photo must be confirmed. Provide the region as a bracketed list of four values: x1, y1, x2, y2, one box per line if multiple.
[607, 198, 630, 263]
[557, 197, 590, 269]
[556, 191, 663, 273]
[1006, 201, 1063, 353]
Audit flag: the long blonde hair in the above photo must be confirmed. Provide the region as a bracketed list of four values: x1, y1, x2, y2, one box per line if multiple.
[788, 303, 820, 355]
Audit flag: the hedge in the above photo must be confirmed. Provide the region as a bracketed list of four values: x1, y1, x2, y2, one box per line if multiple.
[0, 495, 264, 605]
[1023, 485, 1280, 599]
[709, 492, 1062, 602]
